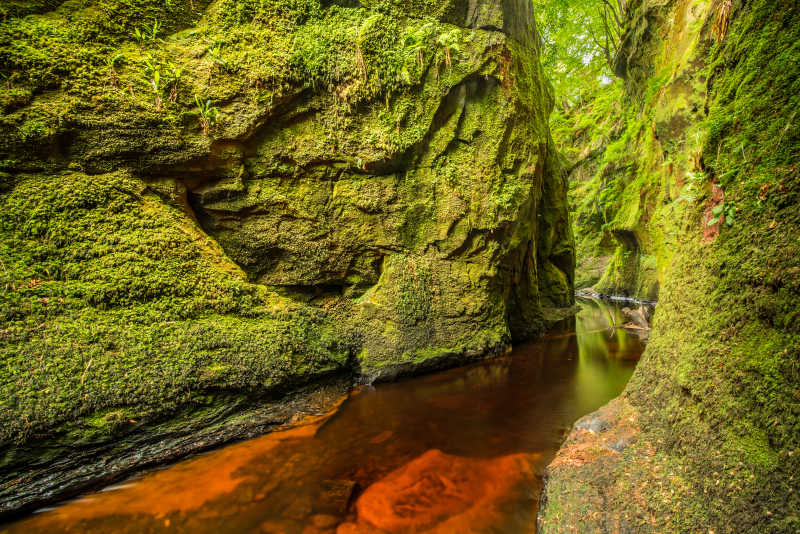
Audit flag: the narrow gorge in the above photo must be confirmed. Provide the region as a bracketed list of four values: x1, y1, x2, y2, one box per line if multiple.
[0, 0, 797, 532]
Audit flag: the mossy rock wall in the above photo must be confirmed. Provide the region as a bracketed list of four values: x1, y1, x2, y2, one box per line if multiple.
[0, 0, 573, 490]
[540, 0, 800, 531]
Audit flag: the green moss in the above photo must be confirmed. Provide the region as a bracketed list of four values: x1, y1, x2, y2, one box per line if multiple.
[542, 0, 800, 530]
[0, 171, 353, 442]
[0, 0, 574, 451]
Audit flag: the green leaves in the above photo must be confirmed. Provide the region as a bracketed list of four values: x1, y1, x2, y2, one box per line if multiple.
[195, 95, 220, 134]
[149, 69, 160, 92]
[207, 42, 230, 72]
[533, 0, 612, 104]
[708, 202, 737, 228]
[133, 19, 161, 45]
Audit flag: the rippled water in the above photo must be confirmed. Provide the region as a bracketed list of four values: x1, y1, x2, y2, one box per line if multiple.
[3, 299, 644, 534]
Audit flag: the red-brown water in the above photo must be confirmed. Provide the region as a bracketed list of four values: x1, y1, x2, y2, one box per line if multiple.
[2, 299, 644, 534]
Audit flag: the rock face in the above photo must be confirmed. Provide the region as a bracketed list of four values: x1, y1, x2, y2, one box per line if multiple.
[181, 0, 575, 376]
[0, 0, 572, 514]
[539, 0, 800, 531]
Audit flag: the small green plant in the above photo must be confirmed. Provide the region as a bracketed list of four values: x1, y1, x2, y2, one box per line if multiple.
[677, 184, 699, 203]
[142, 55, 164, 110]
[134, 19, 161, 45]
[437, 29, 461, 68]
[142, 55, 160, 79]
[141, 56, 182, 106]
[207, 43, 229, 71]
[708, 202, 736, 227]
[404, 22, 435, 67]
[105, 53, 124, 87]
[677, 170, 708, 203]
[195, 95, 219, 134]
[150, 70, 162, 110]
[164, 61, 182, 102]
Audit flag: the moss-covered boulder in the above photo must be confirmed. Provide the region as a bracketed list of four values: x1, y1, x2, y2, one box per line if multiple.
[0, 0, 573, 513]
[539, 0, 800, 531]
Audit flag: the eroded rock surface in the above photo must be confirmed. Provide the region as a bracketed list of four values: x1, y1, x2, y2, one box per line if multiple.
[0, 0, 572, 516]
[540, 0, 800, 531]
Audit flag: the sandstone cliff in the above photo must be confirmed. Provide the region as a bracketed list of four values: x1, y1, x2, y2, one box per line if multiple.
[539, 0, 800, 531]
[0, 0, 573, 514]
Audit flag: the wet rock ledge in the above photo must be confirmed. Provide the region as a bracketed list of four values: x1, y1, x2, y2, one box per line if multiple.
[0, 380, 352, 521]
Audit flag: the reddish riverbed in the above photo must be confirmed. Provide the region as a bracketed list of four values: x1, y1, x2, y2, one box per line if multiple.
[3, 299, 643, 534]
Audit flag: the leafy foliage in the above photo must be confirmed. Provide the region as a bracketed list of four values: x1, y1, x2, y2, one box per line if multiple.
[195, 95, 219, 134]
[533, 0, 614, 106]
[708, 202, 736, 227]
[133, 19, 161, 45]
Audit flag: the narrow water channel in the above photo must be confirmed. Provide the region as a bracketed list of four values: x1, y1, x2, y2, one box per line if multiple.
[3, 299, 645, 534]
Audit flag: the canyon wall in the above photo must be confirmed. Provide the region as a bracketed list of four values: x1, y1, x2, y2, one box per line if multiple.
[0, 0, 573, 514]
[540, 0, 800, 531]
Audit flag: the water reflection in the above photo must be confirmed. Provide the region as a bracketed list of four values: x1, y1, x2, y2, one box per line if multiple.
[2, 299, 643, 534]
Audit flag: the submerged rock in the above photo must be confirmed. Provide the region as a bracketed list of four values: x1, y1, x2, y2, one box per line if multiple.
[341, 449, 539, 533]
[318, 479, 357, 516]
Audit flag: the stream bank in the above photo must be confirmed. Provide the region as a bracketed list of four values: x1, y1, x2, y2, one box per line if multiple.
[2, 300, 642, 533]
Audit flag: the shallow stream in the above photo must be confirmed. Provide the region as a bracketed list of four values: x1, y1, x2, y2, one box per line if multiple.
[3, 299, 644, 534]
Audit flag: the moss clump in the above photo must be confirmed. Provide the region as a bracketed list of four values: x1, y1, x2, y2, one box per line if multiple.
[0, 171, 351, 443]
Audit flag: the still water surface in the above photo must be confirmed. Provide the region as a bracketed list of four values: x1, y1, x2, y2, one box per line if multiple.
[4, 299, 644, 534]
